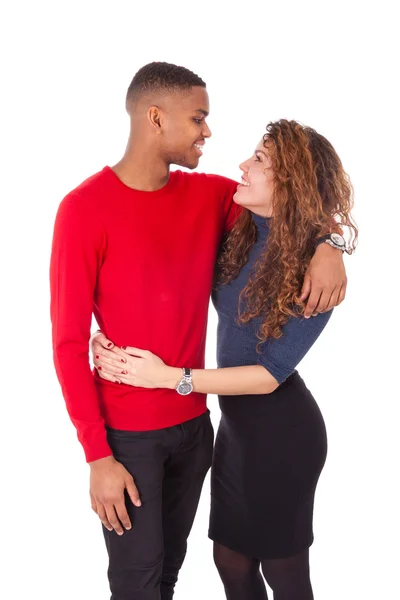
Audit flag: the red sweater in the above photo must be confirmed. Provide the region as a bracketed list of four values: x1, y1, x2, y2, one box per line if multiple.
[50, 167, 239, 462]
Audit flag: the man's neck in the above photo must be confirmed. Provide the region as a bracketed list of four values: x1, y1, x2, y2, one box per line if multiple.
[112, 141, 170, 192]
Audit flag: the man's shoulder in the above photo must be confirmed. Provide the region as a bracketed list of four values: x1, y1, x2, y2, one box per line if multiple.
[59, 167, 111, 210]
[178, 171, 238, 194]
[66, 167, 110, 199]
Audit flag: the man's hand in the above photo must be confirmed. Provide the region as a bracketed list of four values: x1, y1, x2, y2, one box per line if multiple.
[89, 456, 141, 535]
[300, 244, 347, 318]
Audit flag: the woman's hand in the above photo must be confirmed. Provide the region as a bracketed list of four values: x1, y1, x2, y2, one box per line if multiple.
[92, 334, 180, 389]
[90, 332, 126, 384]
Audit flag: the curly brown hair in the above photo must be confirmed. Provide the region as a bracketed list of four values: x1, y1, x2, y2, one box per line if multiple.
[216, 119, 358, 342]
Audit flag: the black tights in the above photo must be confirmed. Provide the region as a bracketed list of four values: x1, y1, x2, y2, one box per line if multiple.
[213, 543, 313, 600]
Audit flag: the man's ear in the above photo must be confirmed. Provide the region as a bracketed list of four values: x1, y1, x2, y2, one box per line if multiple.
[148, 106, 162, 133]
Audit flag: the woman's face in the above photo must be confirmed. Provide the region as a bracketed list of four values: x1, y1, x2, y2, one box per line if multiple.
[233, 140, 275, 217]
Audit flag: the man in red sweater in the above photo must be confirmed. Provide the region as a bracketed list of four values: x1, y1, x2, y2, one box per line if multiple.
[50, 62, 347, 599]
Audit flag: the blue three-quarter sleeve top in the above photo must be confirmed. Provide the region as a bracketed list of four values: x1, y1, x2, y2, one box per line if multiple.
[213, 212, 332, 385]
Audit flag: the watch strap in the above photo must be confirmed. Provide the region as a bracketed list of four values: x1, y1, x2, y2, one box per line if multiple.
[316, 233, 346, 251]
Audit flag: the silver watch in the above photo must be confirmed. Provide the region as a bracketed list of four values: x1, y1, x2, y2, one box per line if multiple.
[324, 233, 346, 252]
[175, 368, 193, 396]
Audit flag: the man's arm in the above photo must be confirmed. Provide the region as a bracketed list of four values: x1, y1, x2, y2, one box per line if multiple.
[217, 177, 348, 317]
[300, 243, 347, 318]
[51, 193, 141, 534]
[50, 193, 111, 462]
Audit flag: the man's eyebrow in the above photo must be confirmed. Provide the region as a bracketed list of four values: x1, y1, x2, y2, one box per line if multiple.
[194, 109, 209, 117]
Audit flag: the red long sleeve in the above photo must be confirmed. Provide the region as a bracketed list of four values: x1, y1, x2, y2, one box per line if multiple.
[50, 192, 111, 462]
[50, 168, 238, 462]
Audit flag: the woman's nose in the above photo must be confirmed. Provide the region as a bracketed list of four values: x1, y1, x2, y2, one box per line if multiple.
[239, 160, 248, 173]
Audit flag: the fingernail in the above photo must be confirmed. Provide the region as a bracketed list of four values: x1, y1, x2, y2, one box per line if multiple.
[126, 525, 132, 530]
[98, 366, 102, 370]
[115, 380, 120, 384]
[107, 343, 113, 348]
[117, 531, 123, 536]
[121, 370, 127, 374]
[121, 358, 126, 363]
[121, 346, 127, 350]
[96, 355, 100, 359]
[136, 500, 142, 507]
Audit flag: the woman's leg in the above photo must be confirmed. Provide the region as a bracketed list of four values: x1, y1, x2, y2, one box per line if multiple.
[213, 542, 269, 600]
[260, 548, 313, 600]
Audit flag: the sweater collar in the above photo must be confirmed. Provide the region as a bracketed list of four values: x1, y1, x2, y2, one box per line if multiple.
[251, 211, 271, 233]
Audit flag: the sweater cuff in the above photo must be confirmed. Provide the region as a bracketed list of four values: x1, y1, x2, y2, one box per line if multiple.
[81, 428, 113, 463]
[85, 444, 113, 464]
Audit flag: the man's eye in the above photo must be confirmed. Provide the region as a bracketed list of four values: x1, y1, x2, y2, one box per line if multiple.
[193, 118, 203, 124]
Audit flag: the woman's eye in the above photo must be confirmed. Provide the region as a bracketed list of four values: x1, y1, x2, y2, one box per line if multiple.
[254, 154, 262, 162]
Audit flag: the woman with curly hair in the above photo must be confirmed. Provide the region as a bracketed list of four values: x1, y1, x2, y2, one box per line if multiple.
[92, 119, 357, 599]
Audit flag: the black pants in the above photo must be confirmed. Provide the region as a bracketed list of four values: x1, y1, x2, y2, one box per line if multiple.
[103, 411, 214, 600]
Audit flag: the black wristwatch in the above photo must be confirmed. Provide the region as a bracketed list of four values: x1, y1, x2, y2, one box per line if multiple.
[318, 233, 346, 252]
[175, 368, 193, 396]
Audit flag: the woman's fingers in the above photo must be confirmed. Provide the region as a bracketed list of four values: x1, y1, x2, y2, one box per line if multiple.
[94, 349, 127, 367]
[109, 346, 131, 359]
[117, 375, 131, 385]
[90, 331, 114, 350]
[92, 339, 106, 355]
[95, 365, 122, 384]
[96, 359, 129, 377]
[121, 346, 151, 358]
[92, 341, 125, 361]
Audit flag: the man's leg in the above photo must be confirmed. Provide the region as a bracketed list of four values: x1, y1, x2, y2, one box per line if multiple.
[103, 429, 167, 600]
[160, 412, 214, 600]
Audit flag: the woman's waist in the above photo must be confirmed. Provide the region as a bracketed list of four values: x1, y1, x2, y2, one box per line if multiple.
[217, 371, 314, 415]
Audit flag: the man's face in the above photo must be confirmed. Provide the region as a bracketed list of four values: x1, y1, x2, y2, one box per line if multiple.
[158, 87, 211, 169]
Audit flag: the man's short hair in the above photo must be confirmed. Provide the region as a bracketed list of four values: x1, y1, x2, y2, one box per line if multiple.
[126, 61, 206, 105]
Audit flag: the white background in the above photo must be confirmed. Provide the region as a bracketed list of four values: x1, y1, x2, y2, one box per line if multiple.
[1, 1, 399, 598]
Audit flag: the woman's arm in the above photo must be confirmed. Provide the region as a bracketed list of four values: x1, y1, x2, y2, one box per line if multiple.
[93, 309, 332, 395]
[91, 341, 278, 394]
[164, 365, 279, 396]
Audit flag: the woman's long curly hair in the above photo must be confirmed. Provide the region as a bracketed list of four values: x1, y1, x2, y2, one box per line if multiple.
[216, 119, 358, 342]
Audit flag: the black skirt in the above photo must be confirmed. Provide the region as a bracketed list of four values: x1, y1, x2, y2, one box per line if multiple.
[208, 371, 327, 559]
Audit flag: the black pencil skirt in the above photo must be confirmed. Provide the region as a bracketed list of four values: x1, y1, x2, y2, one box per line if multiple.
[208, 371, 328, 559]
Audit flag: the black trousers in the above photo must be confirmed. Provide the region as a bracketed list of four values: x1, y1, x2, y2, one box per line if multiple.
[103, 411, 214, 600]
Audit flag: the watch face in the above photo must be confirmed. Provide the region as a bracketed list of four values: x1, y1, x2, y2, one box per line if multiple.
[331, 233, 345, 246]
[178, 382, 193, 395]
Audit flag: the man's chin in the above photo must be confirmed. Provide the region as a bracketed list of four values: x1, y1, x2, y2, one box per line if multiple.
[173, 157, 199, 170]
[183, 159, 200, 170]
